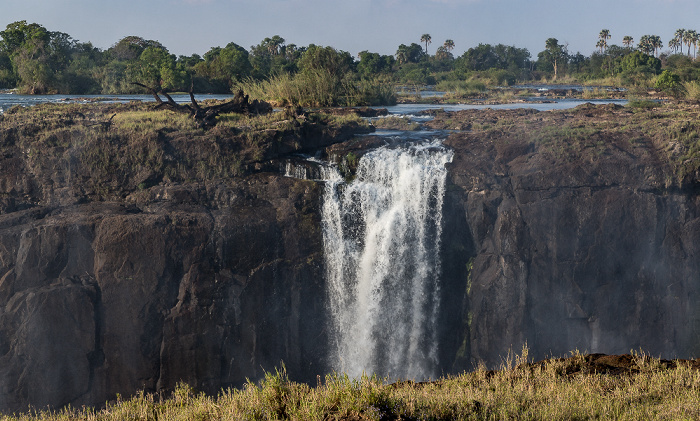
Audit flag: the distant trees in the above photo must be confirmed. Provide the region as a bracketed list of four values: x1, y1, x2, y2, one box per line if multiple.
[357, 51, 394, 79]
[5, 19, 700, 97]
[457, 43, 530, 72]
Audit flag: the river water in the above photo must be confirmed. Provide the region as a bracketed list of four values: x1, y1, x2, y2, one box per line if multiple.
[0, 92, 627, 115]
[0, 93, 235, 114]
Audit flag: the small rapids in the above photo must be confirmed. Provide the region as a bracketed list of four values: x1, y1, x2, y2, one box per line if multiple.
[321, 139, 453, 380]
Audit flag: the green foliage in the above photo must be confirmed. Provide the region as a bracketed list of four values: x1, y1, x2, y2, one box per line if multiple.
[456, 43, 530, 72]
[357, 51, 394, 80]
[3, 20, 700, 97]
[395, 43, 425, 64]
[193, 43, 251, 92]
[656, 70, 684, 97]
[238, 69, 394, 107]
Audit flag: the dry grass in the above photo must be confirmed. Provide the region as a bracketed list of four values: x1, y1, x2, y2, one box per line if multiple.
[5, 348, 700, 420]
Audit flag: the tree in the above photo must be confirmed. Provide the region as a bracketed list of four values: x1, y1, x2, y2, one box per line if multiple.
[637, 35, 654, 56]
[357, 51, 394, 79]
[598, 29, 611, 52]
[669, 37, 681, 54]
[673, 29, 686, 52]
[457, 43, 530, 72]
[622, 36, 634, 49]
[649, 35, 663, 57]
[444, 39, 455, 53]
[395, 43, 425, 64]
[134, 45, 187, 92]
[298, 45, 354, 78]
[655, 69, 683, 97]
[421, 34, 432, 55]
[196, 43, 252, 92]
[435, 46, 452, 61]
[687, 30, 700, 59]
[683, 30, 697, 57]
[540, 38, 567, 80]
[108, 36, 164, 61]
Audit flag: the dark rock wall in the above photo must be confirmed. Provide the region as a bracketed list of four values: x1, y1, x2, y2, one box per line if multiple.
[0, 178, 328, 412]
[3, 104, 700, 411]
[443, 130, 700, 369]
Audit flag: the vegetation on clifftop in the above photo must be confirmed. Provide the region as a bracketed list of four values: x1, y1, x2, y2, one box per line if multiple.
[0, 102, 371, 204]
[3, 350, 700, 420]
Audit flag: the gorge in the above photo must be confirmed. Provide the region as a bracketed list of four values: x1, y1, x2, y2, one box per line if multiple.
[0, 101, 699, 412]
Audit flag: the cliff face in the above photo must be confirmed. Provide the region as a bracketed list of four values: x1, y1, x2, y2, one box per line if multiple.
[0, 103, 365, 412]
[0, 178, 329, 411]
[2, 102, 700, 412]
[437, 104, 700, 369]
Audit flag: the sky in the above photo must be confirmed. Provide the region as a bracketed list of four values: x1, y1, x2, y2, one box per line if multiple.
[2, 0, 700, 59]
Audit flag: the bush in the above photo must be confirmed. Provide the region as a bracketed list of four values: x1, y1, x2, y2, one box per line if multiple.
[655, 70, 683, 98]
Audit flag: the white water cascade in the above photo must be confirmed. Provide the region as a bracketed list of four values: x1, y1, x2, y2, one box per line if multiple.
[322, 139, 454, 380]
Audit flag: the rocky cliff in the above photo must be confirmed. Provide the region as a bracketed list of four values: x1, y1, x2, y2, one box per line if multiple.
[433, 104, 700, 369]
[0, 103, 371, 412]
[1, 101, 700, 412]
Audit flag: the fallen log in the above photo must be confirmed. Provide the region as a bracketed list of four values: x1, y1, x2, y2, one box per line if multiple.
[132, 82, 272, 128]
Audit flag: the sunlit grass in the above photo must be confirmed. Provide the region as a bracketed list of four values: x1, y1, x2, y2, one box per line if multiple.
[5, 348, 700, 420]
[236, 71, 395, 107]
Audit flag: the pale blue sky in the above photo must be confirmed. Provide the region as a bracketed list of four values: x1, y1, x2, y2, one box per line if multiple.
[2, 0, 699, 59]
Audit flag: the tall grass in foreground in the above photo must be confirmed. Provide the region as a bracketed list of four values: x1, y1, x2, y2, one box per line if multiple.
[237, 71, 396, 108]
[5, 349, 700, 420]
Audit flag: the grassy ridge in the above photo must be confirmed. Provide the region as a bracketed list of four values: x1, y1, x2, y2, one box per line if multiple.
[5, 350, 700, 420]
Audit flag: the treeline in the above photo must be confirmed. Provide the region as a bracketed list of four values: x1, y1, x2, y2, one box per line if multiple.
[2, 21, 700, 104]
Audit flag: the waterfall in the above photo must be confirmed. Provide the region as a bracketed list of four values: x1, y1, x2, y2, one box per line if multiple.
[322, 139, 453, 380]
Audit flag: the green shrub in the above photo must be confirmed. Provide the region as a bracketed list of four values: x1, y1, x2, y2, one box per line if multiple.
[655, 70, 684, 98]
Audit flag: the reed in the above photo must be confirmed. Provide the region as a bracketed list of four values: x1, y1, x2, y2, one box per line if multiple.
[236, 71, 395, 108]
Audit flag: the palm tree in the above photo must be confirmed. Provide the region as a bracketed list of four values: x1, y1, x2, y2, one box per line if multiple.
[596, 39, 605, 53]
[638, 35, 653, 55]
[444, 40, 454, 52]
[598, 29, 611, 52]
[622, 36, 634, 49]
[669, 37, 681, 54]
[684, 30, 697, 57]
[444, 39, 455, 53]
[395, 48, 408, 65]
[674, 29, 686, 54]
[649, 35, 663, 57]
[421, 34, 432, 55]
[435, 46, 450, 60]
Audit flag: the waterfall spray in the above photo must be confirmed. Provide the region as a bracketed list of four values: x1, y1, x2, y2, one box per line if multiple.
[322, 139, 453, 380]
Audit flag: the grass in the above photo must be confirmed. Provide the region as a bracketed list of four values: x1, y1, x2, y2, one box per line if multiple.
[236, 71, 396, 107]
[5, 348, 700, 420]
[435, 80, 487, 98]
[372, 116, 422, 131]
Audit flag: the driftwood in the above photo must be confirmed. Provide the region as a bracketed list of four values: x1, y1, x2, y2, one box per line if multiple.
[132, 82, 272, 128]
